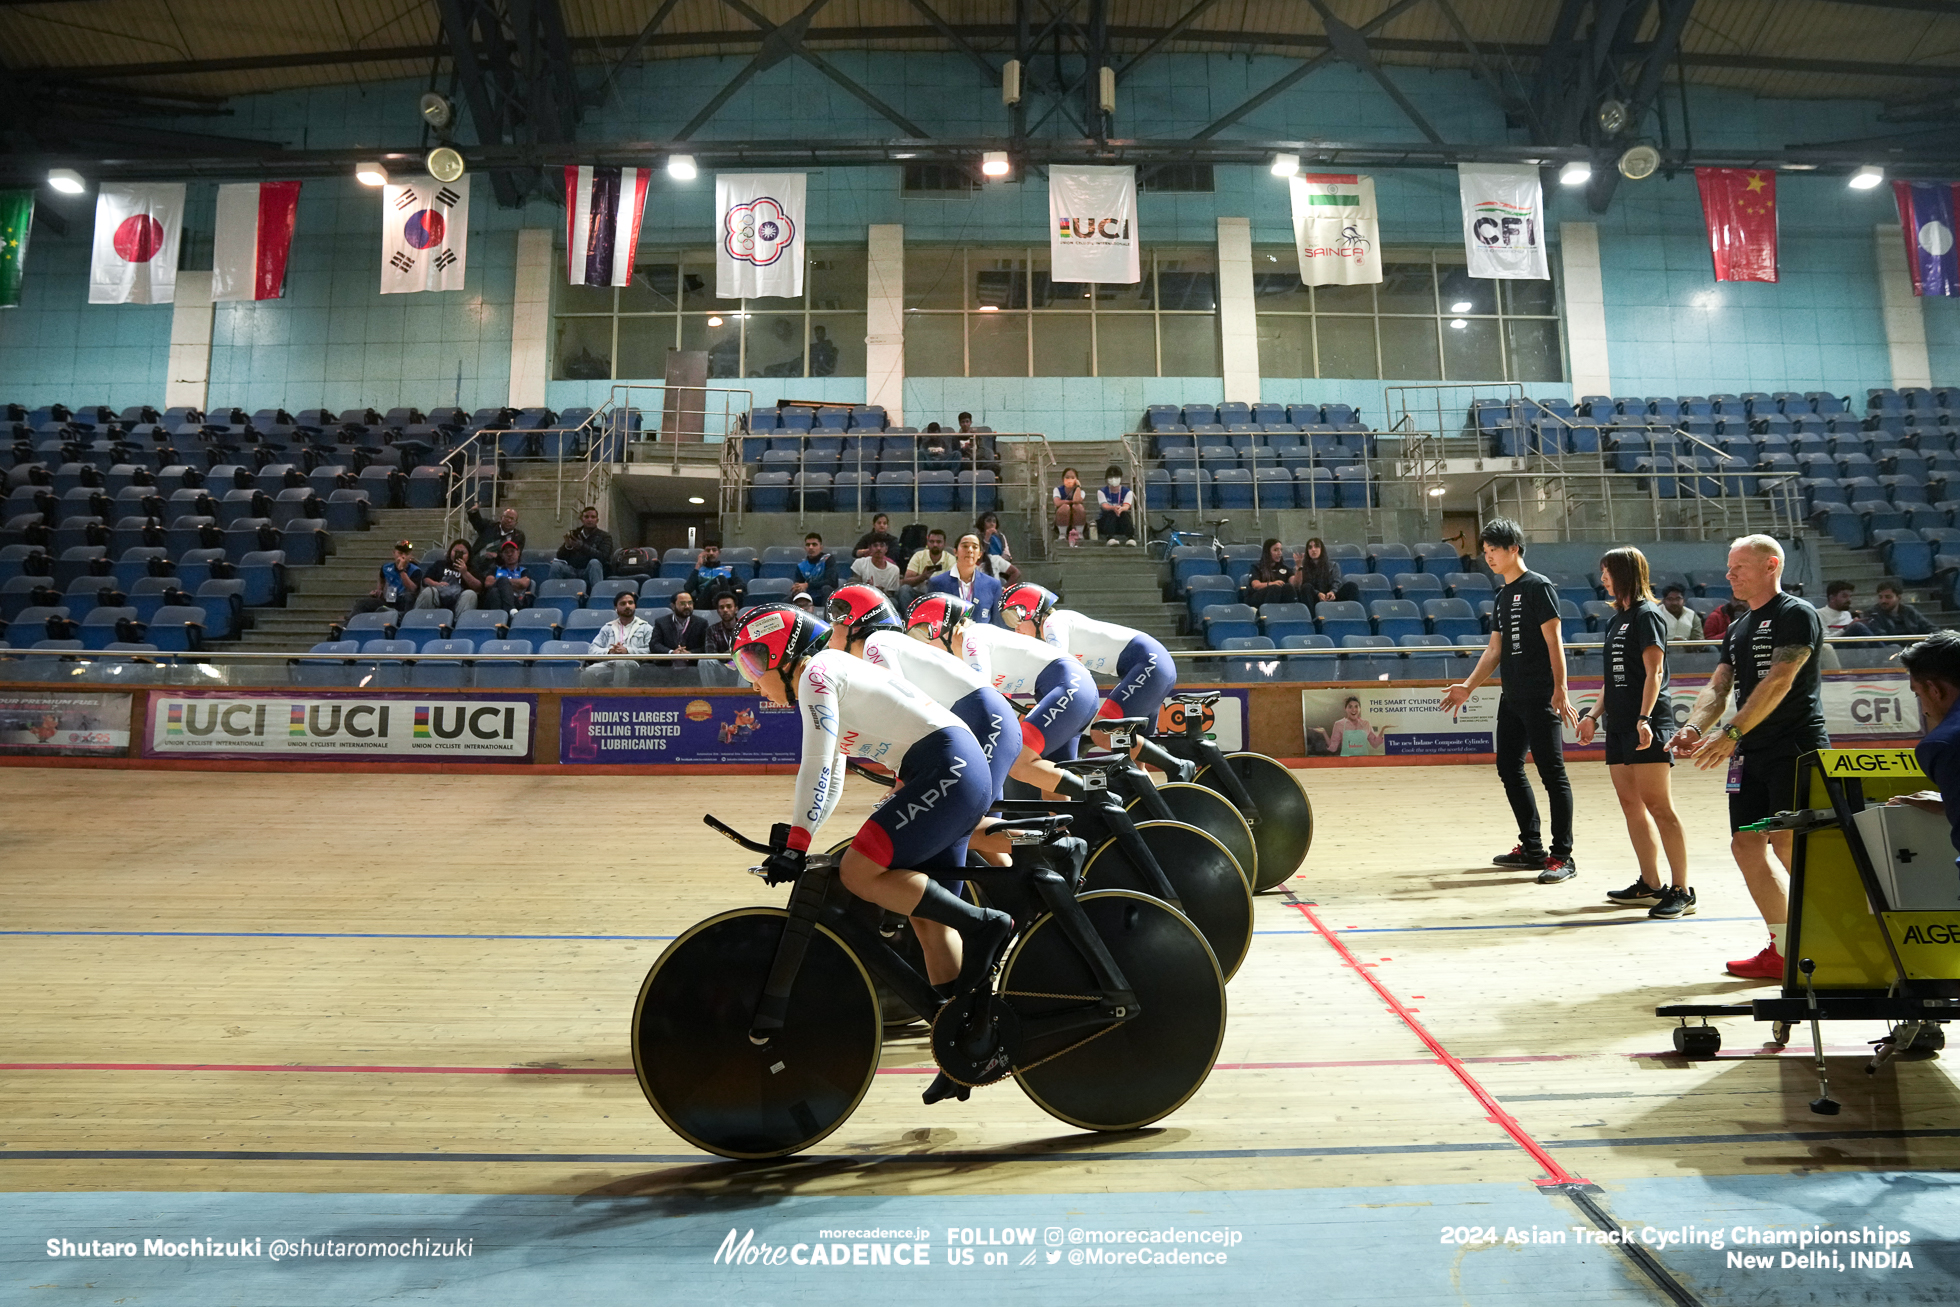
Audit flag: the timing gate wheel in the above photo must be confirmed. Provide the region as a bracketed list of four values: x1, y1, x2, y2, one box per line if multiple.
[1081, 819, 1252, 982]
[632, 907, 881, 1160]
[1002, 889, 1226, 1132]
[1196, 753, 1315, 893]
[1129, 782, 1256, 890]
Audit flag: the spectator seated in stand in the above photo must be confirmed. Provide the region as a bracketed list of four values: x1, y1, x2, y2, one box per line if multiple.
[1244, 537, 1298, 608]
[482, 540, 534, 610]
[1095, 465, 1137, 545]
[790, 531, 839, 606]
[1052, 466, 1088, 547]
[1295, 537, 1342, 612]
[414, 538, 482, 615]
[1658, 584, 1703, 641]
[700, 591, 744, 686]
[1867, 579, 1935, 643]
[580, 588, 653, 687]
[346, 539, 422, 623]
[853, 511, 898, 558]
[850, 536, 903, 602]
[1817, 580, 1875, 639]
[900, 527, 953, 611]
[651, 588, 707, 668]
[682, 540, 747, 607]
[552, 504, 613, 590]
[468, 505, 523, 572]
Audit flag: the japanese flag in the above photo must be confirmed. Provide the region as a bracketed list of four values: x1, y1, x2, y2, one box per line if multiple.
[88, 183, 185, 305]
[212, 180, 301, 302]
[381, 176, 469, 294]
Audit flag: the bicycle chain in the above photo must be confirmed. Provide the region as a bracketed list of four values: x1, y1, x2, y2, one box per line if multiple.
[998, 990, 1126, 1076]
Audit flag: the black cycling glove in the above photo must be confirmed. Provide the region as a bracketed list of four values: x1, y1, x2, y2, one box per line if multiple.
[761, 847, 806, 886]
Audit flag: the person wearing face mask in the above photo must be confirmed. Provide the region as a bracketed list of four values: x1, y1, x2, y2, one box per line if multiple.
[1096, 466, 1137, 546]
[926, 532, 1005, 626]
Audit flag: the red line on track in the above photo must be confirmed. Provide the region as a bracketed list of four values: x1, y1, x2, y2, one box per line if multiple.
[1285, 897, 1590, 1188]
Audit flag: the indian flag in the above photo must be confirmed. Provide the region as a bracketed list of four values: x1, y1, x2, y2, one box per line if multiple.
[1299, 174, 1363, 208]
[1290, 173, 1381, 286]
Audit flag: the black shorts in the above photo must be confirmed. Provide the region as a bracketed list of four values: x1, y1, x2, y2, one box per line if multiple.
[1604, 726, 1673, 766]
[1728, 751, 1801, 832]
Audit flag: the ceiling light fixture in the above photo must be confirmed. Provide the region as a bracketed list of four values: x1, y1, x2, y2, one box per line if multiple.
[707, 315, 723, 327]
[1449, 318, 1468, 329]
[1270, 152, 1300, 178]
[46, 168, 85, 195]
[1451, 300, 1473, 313]
[981, 150, 1010, 178]
[354, 162, 388, 187]
[667, 154, 698, 181]
[977, 304, 999, 312]
[1428, 485, 1446, 497]
[687, 496, 705, 505]
[1849, 164, 1884, 190]
[1558, 159, 1592, 186]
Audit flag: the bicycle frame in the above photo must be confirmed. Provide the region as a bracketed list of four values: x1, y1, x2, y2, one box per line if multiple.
[1164, 695, 1264, 825]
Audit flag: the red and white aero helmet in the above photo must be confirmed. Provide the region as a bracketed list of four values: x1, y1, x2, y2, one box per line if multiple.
[905, 593, 974, 653]
[825, 584, 903, 643]
[1000, 582, 1058, 631]
[730, 604, 830, 688]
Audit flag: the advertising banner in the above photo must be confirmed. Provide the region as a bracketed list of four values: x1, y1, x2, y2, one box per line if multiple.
[0, 689, 131, 754]
[1153, 689, 1247, 754]
[1049, 165, 1141, 284]
[1302, 671, 1918, 760]
[144, 693, 534, 760]
[560, 694, 801, 765]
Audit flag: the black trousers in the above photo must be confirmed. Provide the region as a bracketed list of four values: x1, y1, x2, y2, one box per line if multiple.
[1494, 692, 1573, 858]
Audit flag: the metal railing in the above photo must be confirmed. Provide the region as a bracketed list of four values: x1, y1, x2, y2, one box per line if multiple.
[1127, 427, 1381, 531]
[1472, 462, 1805, 543]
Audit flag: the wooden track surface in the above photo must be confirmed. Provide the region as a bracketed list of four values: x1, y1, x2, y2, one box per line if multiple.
[3, 763, 1956, 1198]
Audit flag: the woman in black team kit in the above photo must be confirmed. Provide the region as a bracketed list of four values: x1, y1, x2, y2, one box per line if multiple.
[1441, 518, 1579, 883]
[1579, 547, 1693, 920]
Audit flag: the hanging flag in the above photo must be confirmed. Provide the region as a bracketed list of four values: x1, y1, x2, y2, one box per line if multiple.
[1049, 165, 1141, 284]
[88, 183, 186, 305]
[715, 173, 805, 299]
[565, 166, 650, 288]
[212, 180, 301, 302]
[1694, 168, 1778, 283]
[1289, 173, 1381, 286]
[0, 189, 32, 309]
[1456, 164, 1548, 280]
[1892, 180, 1960, 297]
[381, 175, 469, 295]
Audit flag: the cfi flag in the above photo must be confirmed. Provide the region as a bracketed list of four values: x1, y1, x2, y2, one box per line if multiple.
[0, 189, 32, 308]
[381, 176, 469, 294]
[1289, 173, 1381, 286]
[88, 183, 185, 304]
[1892, 181, 1960, 297]
[1695, 168, 1778, 282]
[212, 180, 301, 302]
[565, 165, 651, 287]
[1457, 164, 1547, 280]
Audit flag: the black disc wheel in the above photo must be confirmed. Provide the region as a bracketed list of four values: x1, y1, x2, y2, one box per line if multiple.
[632, 908, 881, 1159]
[1196, 752, 1314, 893]
[1002, 889, 1225, 1131]
[1128, 782, 1256, 890]
[1081, 820, 1252, 981]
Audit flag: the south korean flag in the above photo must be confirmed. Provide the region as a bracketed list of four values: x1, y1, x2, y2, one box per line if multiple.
[381, 176, 469, 294]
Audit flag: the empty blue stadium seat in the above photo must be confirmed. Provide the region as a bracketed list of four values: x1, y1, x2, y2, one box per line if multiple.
[1202, 603, 1259, 647]
[1444, 572, 1492, 599]
[1423, 598, 1481, 641]
[1315, 600, 1369, 642]
[396, 608, 453, 649]
[1370, 599, 1424, 641]
[1259, 603, 1315, 642]
[410, 639, 473, 688]
[472, 638, 533, 688]
[1327, 543, 1368, 576]
[1393, 571, 1442, 600]
[1184, 573, 1236, 623]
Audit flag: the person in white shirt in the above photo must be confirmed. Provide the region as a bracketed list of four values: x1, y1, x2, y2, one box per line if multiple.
[582, 590, 653, 686]
[850, 537, 903, 599]
[1095, 466, 1137, 545]
[1658, 585, 1703, 642]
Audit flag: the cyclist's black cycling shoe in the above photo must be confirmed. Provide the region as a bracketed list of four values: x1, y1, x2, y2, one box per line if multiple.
[954, 907, 1014, 995]
[922, 1070, 972, 1105]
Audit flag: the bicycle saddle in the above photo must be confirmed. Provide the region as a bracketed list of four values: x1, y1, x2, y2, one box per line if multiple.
[1169, 691, 1222, 708]
[988, 814, 1076, 845]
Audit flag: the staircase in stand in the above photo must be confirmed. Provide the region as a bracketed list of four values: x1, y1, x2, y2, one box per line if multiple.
[219, 507, 450, 652]
[1048, 538, 1201, 652]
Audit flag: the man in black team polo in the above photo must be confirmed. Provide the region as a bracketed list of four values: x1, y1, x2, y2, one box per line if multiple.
[1441, 518, 1580, 883]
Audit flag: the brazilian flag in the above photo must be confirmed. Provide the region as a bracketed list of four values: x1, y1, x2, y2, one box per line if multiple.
[0, 190, 31, 308]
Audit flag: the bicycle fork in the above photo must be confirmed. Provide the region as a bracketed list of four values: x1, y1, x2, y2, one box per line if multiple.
[1027, 867, 1141, 1033]
[747, 863, 835, 1046]
[1175, 730, 1262, 826]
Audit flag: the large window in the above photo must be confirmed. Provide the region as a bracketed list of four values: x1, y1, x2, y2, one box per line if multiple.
[1252, 247, 1564, 383]
[904, 246, 1221, 377]
[552, 247, 867, 381]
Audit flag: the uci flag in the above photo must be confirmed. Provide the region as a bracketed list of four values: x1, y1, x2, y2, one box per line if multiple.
[380, 176, 469, 295]
[212, 180, 301, 302]
[88, 183, 185, 305]
[1289, 173, 1381, 286]
[565, 165, 651, 288]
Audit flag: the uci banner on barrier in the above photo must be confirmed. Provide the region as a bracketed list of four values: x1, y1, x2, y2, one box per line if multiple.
[1049, 165, 1141, 284]
[145, 694, 534, 760]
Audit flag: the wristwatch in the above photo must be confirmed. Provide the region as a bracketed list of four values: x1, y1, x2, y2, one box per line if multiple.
[1722, 724, 1743, 743]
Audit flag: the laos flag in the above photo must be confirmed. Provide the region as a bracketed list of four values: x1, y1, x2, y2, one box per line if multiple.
[1894, 180, 1960, 297]
[380, 175, 469, 295]
[564, 165, 650, 287]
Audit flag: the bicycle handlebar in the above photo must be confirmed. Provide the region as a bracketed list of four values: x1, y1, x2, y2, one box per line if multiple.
[703, 813, 774, 855]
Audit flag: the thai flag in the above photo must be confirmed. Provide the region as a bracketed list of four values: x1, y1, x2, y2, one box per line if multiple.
[565, 166, 650, 288]
[212, 181, 301, 301]
[1894, 181, 1960, 297]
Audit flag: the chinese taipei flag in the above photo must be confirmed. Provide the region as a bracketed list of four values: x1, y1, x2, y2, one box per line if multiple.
[88, 183, 185, 304]
[715, 172, 805, 299]
[565, 165, 650, 287]
[212, 180, 301, 301]
[1694, 168, 1778, 282]
[1893, 181, 1960, 296]
[381, 176, 469, 294]
[1289, 173, 1381, 286]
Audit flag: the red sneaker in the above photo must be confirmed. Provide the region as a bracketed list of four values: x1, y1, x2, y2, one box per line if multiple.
[1726, 941, 1785, 981]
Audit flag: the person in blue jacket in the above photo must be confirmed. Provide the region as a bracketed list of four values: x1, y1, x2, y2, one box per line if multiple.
[925, 532, 1004, 626]
[1897, 630, 1960, 866]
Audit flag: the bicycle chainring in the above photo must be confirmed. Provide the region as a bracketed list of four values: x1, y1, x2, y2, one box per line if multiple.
[930, 993, 1021, 1087]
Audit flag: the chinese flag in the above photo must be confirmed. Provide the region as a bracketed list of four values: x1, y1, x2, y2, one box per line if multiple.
[1695, 168, 1778, 283]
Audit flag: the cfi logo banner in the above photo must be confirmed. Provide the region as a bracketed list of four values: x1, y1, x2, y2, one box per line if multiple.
[1290, 173, 1382, 286]
[715, 172, 806, 299]
[1048, 165, 1140, 285]
[1457, 164, 1549, 281]
[381, 176, 469, 295]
